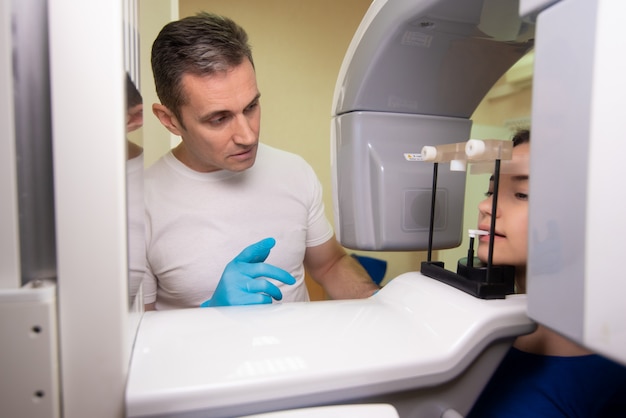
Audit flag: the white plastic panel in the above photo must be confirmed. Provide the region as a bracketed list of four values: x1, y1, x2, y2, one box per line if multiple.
[48, 0, 131, 417]
[0, 280, 60, 418]
[528, 0, 626, 365]
[240, 404, 399, 418]
[584, 0, 626, 367]
[0, 0, 20, 290]
[127, 273, 534, 418]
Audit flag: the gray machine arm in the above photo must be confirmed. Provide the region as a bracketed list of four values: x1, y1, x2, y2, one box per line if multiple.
[331, 0, 534, 251]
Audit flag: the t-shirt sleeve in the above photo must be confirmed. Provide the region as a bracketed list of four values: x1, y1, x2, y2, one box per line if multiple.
[304, 164, 334, 247]
[142, 261, 157, 305]
[142, 185, 157, 306]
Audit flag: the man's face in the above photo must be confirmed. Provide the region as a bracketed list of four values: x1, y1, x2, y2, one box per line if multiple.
[163, 59, 261, 173]
[476, 142, 530, 268]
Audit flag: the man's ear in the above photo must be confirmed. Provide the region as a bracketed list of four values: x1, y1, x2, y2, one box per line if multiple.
[152, 103, 183, 136]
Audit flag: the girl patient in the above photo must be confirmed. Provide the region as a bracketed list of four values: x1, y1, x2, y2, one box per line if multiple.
[468, 130, 626, 417]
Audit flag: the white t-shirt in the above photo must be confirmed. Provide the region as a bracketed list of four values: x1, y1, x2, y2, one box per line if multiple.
[143, 143, 334, 310]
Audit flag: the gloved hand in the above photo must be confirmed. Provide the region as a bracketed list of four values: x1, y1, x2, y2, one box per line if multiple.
[200, 237, 296, 307]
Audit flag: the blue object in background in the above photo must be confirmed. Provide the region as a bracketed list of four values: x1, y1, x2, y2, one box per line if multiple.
[351, 254, 387, 285]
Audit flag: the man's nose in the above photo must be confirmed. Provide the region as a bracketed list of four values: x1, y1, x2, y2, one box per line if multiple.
[233, 115, 256, 145]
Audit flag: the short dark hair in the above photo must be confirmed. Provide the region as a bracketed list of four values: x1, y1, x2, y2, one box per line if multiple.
[151, 12, 254, 123]
[512, 129, 530, 147]
[125, 73, 142, 110]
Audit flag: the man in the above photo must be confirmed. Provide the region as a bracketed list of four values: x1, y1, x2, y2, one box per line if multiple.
[144, 12, 379, 310]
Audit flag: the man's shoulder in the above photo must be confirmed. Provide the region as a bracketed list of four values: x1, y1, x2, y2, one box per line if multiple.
[144, 152, 173, 179]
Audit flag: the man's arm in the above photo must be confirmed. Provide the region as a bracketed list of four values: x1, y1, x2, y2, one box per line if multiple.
[303, 235, 380, 299]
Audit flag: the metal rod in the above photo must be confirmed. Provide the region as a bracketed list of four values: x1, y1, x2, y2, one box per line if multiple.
[427, 163, 438, 262]
[486, 159, 501, 283]
[467, 236, 475, 268]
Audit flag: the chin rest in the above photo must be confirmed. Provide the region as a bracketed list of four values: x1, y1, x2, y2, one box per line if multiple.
[127, 272, 534, 418]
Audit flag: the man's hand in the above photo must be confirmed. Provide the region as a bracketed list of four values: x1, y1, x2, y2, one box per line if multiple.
[200, 238, 296, 307]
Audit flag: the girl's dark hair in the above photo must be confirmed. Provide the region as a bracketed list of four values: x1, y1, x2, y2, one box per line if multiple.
[512, 129, 530, 147]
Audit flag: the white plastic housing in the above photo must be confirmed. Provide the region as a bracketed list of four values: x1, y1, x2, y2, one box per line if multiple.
[126, 273, 534, 418]
[527, 0, 626, 365]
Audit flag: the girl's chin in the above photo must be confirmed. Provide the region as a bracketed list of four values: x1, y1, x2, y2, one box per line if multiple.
[475, 254, 505, 266]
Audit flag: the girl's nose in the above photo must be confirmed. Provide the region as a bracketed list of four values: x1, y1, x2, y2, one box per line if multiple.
[478, 195, 495, 217]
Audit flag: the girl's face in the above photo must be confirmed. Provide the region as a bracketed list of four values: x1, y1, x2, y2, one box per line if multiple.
[476, 142, 530, 269]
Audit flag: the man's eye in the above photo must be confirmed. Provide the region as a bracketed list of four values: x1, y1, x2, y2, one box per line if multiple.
[484, 191, 494, 197]
[515, 192, 528, 200]
[244, 102, 258, 113]
[210, 115, 230, 125]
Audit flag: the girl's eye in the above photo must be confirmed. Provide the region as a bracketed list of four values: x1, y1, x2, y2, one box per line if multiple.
[515, 192, 528, 200]
[484, 191, 494, 197]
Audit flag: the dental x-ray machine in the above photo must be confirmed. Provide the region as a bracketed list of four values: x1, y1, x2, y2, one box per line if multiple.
[2, 0, 625, 417]
[127, 0, 625, 416]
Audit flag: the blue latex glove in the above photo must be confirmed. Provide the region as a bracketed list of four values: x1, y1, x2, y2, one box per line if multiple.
[200, 238, 296, 307]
